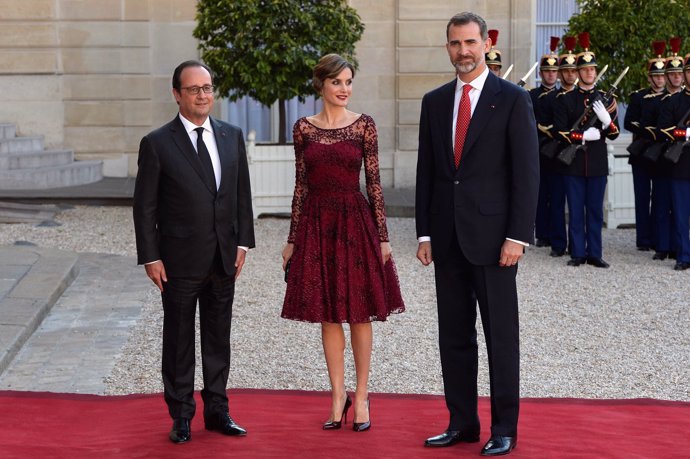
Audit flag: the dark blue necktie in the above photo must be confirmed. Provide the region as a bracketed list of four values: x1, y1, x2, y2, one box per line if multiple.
[194, 127, 216, 192]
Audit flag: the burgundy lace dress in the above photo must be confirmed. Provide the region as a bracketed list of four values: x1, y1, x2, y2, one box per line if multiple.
[281, 114, 405, 324]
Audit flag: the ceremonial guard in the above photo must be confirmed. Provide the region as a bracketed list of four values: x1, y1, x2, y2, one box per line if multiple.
[651, 38, 684, 261]
[531, 37, 560, 248]
[624, 41, 668, 252]
[486, 29, 503, 76]
[538, 36, 580, 257]
[656, 52, 690, 270]
[553, 32, 619, 268]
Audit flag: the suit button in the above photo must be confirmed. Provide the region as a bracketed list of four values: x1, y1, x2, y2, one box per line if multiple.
[454, 180, 459, 185]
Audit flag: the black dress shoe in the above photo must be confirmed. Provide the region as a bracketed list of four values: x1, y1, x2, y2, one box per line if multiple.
[204, 411, 247, 436]
[323, 395, 352, 430]
[653, 251, 668, 260]
[586, 257, 610, 268]
[352, 399, 371, 432]
[169, 418, 191, 443]
[674, 262, 690, 271]
[424, 429, 480, 447]
[481, 435, 516, 456]
[550, 248, 565, 257]
[567, 257, 586, 266]
[535, 238, 550, 247]
[637, 246, 651, 251]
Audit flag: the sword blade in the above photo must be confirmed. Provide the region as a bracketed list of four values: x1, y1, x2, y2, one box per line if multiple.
[502, 64, 514, 79]
[518, 62, 539, 86]
[611, 66, 630, 89]
[593, 64, 609, 85]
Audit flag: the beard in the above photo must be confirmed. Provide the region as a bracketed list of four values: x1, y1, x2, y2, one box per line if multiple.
[454, 57, 478, 74]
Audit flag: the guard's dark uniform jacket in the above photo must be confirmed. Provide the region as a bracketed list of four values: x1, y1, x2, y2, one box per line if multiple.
[658, 88, 690, 180]
[553, 86, 619, 176]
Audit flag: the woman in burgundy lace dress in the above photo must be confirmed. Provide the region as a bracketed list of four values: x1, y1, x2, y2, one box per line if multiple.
[281, 54, 405, 432]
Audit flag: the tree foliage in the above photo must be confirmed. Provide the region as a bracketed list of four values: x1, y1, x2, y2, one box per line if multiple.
[194, 0, 365, 143]
[567, 0, 690, 103]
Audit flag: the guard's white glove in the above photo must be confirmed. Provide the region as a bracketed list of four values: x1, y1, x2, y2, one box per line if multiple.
[592, 100, 611, 129]
[686, 127, 690, 140]
[583, 127, 601, 142]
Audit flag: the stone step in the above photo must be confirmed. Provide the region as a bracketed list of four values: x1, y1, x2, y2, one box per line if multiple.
[0, 246, 79, 376]
[0, 150, 73, 170]
[0, 161, 103, 190]
[0, 123, 16, 140]
[0, 136, 44, 154]
[0, 201, 61, 223]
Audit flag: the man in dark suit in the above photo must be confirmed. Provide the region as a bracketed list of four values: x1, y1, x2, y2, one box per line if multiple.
[133, 60, 255, 444]
[416, 12, 539, 457]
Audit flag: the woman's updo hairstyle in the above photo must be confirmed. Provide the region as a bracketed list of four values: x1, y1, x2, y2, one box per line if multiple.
[312, 54, 356, 93]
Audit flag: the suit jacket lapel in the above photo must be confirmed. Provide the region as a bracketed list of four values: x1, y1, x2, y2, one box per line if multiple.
[439, 80, 457, 171]
[463, 72, 501, 157]
[170, 116, 215, 194]
[210, 117, 233, 192]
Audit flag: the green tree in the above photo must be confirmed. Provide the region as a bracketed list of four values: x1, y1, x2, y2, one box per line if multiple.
[194, 0, 365, 144]
[567, 0, 690, 102]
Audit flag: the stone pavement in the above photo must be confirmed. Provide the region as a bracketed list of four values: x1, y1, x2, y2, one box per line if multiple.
[0, 247, 150, 393]
[0, 178, 414, 394]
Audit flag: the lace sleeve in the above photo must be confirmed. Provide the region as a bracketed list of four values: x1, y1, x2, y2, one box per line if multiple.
[362, 115, 389, 242]
[287, 120, 308, 243]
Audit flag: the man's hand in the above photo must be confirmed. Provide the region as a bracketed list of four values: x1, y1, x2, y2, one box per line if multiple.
[381, 242, 392, 264]
[145, 260, 167, 292]
[592, 100, 612, 128]
[499, 240, 524, 267]
[417, 241, 433, 266]
[235, 249, 247, 280]
[582, 127, 601, 142]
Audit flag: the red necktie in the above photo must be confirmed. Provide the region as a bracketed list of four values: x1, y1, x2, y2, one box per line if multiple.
[454, 84, 472, 169]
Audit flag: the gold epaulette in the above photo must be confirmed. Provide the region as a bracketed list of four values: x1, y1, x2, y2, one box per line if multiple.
[643, 91, 664, 99]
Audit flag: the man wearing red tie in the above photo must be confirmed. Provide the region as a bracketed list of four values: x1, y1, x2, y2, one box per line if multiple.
[415, 12, 539, 456]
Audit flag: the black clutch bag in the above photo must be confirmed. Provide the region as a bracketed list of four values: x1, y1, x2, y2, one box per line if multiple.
[642, 142, 667, 162]
[284, 259, 291, 283]
[627, 138, 651, 157]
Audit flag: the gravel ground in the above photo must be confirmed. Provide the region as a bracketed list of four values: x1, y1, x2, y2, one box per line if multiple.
[1, 205, 688, 401]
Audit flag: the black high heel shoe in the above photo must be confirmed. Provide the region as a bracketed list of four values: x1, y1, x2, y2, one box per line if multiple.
[353, 399, 371, 432]
[323, 395, 352, 430]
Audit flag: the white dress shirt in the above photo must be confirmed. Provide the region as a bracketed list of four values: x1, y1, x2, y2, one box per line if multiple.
[178, 113, 221, 190]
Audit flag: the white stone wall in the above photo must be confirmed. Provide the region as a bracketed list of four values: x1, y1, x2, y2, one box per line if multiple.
[0, 0, 536, 182]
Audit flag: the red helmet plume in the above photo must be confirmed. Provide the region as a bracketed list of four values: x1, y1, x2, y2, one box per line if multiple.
[488, 29, 499, 47]
[578, 32, 590, 51]
[550, 36, 560, 53]
[652, 40, 666, 58]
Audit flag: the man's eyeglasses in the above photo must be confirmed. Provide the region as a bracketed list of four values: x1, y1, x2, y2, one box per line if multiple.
[180, 85, 214, 95]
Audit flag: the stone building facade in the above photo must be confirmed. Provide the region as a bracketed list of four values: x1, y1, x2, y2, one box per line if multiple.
[0, 0, 535, 185]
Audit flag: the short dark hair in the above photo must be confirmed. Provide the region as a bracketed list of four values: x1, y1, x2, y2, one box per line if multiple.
[446, 12, 488, 41]
[172, 60, 213, 91]
[312, 54, 356, 93]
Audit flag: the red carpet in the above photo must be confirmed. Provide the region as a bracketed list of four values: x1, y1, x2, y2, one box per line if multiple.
[1, 389, 688, 458]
